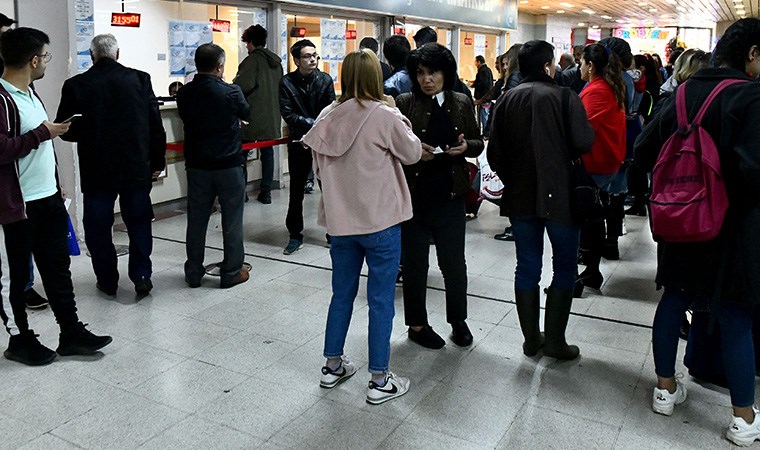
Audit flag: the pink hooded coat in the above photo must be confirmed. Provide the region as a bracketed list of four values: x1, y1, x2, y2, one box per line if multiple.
[302, 99, 422, 236]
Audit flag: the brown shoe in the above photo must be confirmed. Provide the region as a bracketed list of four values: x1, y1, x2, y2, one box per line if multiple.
[220, 267, 250, 288]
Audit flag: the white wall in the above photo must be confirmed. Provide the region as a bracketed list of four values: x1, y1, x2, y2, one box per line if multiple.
[0, 0, 14, 17]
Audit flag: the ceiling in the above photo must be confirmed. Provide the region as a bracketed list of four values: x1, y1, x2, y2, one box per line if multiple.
[517, 0, 754, 28]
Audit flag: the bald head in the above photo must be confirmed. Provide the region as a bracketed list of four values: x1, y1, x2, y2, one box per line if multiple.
[559, 53, 575, 70]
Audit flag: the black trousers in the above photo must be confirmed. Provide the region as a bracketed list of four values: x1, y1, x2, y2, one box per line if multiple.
[402, 197, 468, 326]
[185, 166, 246, 286]
[2, 194, 79, 335]
[286, 142, 312, 241]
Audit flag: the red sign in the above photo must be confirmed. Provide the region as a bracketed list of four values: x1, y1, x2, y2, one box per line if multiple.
[394, 27, 406, 35]
[211, 19, 231, 33]
[111, 12, 141, 28]
[345, 30, 357, 40]
[464, 37, 473, 45]
[290, 27, 307, 38]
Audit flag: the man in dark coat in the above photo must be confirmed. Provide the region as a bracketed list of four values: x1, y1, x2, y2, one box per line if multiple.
[177, 43, 251, 289]
[279, 39, 335, 255]
[56, 33, 166, 297]
[233, 24, 283, 205]
[472, 55, 494, 133]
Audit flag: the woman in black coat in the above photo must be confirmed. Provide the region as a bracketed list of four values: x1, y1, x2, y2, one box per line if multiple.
[634, 19, 760, 444]
[396, 44, 484, 349]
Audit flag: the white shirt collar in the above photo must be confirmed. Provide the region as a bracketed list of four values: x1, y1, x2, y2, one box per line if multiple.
[433, 92, 444, 106]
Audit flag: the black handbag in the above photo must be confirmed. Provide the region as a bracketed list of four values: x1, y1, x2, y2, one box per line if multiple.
[561, 87, 605, 224]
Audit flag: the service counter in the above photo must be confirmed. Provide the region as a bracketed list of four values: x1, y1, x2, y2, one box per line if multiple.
[149, 101, 285, 208]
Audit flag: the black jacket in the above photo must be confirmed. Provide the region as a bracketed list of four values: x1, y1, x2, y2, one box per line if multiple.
[634, 68, 760, 306]
[279, 70, 335, 141]
[56, 58, 166, 192]
[474, 64, 494, 100]
[176, 74, 250, 170]
[557, 65, 586, 95]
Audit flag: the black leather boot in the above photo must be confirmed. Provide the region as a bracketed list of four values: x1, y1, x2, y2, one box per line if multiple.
[544, 286, 580, 360]
[515, 288, 544, 356]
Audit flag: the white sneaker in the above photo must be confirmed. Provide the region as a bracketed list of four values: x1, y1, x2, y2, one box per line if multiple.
[366, 372, 410, 405]
[319, 356, 357, 388]
[727, 407, 760, 446]
[652, 380, 687, 416]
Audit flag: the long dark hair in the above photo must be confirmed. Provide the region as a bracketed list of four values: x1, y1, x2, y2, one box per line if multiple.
[583, 43, 626, 109]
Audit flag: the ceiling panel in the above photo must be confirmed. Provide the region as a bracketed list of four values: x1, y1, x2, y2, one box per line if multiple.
[518, 0, 754, 28]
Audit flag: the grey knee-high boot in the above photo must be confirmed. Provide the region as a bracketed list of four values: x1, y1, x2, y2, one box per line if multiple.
[544, 286, 580, 360]
[515, 288, 544, 356]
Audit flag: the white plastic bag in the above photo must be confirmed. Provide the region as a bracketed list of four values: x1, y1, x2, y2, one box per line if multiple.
[477, 151, 504, 200]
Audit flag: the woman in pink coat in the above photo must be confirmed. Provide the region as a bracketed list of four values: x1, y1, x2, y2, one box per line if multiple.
[302, 49, 422, 405]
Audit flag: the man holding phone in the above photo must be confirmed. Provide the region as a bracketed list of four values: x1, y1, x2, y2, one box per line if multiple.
[56, 34, 166, 297]
[0, 28, 112, 365]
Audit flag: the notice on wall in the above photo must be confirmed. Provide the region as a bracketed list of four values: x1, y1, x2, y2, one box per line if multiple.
[74, 0, 94, 73]
[320, 18, 346, 83]
[474, 34, 486, 58]
[280, 15, 288, 73]
[168, 21, 213, 76]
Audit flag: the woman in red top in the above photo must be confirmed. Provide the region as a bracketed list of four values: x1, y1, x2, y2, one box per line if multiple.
[576, 43, 627, 295]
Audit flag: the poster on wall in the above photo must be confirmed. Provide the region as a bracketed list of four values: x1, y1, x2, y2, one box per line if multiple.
[254, 11, 266, 28]
[74, 0, 94, 73]
[474, 34, 486, 58]
[168, 21, 213, 77]
[281, 15, 288, 73]
[320, 18, 346, 83]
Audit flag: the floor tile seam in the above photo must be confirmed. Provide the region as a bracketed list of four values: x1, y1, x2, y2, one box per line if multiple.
[44, 431, 88, 449]
[494, 400, 532, 448]
[148, 235, 656, 331]
[75, 351, 190, 393]
[239, 393, 326, 446]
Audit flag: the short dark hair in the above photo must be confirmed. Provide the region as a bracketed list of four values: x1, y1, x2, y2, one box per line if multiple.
[668, 47, 685, 66]
[475, 55, 486, 64]
[290, 39, 316, 60]
[598, 36, 633, 69]
[359, 37, 379, 54]
[0, 27, 49, 69]
[407, 43, 458, 93]
[518, 40, 554, 78]
[413, 27, 437, 46]
[241, 25, 267, 47]
[714, 18, 760, 71]
[194, 43, 225, 73]
[383, 34, 411, 69]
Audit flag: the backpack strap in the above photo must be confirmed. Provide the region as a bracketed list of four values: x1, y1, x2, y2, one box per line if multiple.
[693, 78, 748, 125]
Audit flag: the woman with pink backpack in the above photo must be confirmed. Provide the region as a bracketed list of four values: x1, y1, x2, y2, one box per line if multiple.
[634, 18, 760, 446]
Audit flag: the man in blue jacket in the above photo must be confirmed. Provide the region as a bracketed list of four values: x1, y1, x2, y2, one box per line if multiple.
[177, 43, 251, 289]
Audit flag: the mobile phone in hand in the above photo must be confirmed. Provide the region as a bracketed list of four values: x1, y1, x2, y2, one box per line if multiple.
[62, 114, 82, 123]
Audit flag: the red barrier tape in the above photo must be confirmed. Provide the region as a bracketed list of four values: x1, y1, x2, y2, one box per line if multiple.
[166, 138, 289, 152]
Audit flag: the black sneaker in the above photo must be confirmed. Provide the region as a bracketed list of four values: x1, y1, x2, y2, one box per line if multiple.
[96, 282, 117, 296]
[134, 277, 153, 295]
[257, 191, 272, 204]
[408, 326, 445, 349]
[450, 321, 473, 347]
[4, 331, 57, 366]
[57, 322, 113, 356]
[24, 288, 49, 310]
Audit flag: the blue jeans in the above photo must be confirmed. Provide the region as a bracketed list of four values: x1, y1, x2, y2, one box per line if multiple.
[479, 106, 489, 133]
[83, 186, 154, 288]
[323, 225, 401, 374]
[652, 288, 755, 407]
[510, 216, 580, 291]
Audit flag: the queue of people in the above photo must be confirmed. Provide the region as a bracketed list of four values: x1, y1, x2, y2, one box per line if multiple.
[1, 16, 760, 445]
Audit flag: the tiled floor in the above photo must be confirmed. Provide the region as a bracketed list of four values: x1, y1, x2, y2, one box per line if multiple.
[2, 186, 749, 449]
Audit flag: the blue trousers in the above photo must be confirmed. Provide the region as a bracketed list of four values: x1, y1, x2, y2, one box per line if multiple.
[652, 288, 756, 407]
[323, 225, 401, 374]
[510, 216, 580, 291]
[83, 185, 154, 288]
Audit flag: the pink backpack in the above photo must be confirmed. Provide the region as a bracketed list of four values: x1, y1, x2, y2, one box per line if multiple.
[649, 79, 746, 243]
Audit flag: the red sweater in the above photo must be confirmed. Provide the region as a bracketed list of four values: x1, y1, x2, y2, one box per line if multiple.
[580, 77, 626, 175]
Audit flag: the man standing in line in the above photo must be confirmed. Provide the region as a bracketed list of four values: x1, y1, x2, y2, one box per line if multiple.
[279, 39, 335, 255]
[0, 28, 112, 365]
[472, 55, 494, 134]
[56, 34, 166, 297]
[233, 24, 282, 205]
[360, 37, 392, 81]
[177, 43, 251, 289]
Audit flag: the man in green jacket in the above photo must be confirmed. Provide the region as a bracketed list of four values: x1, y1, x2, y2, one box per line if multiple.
[233, 25, 283, 204]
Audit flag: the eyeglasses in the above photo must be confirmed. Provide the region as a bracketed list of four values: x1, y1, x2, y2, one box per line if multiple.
[33, 52, 52, 63]
[300, 52, 319, 60]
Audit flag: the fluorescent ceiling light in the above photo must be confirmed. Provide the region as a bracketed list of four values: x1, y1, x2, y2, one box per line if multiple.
[541, 5, 550, 9]
[577, 22, 586, 26]
[600, 14, 612, 19]
[615, 19, 626, 23]
[557, 10, 565, 13]
[649, 8, 657, 12]
[560, 2, 575, 7]
[582, 9, 595, 14]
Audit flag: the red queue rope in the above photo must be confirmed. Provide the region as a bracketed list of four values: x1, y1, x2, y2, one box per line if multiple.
[166, 138, 289, 152]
